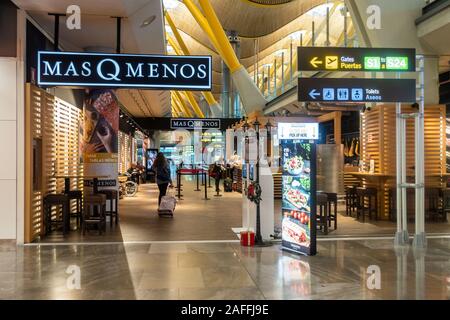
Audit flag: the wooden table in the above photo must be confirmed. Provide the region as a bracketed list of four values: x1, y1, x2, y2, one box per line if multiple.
[349, 172, 392, 220]
[349, 172, 450, 220]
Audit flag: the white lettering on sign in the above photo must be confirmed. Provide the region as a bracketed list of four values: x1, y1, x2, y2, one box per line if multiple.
[64, 62, 79, 76]
[97, 58, 121, 81]
[148, 63, 159, 78]
[81, 62, 91, 76]
[170, 119, 220, 129]
[162, 63, 177, 78]
[197, 64, 207, 79]
[126, 63, 144, 78]
[180, 64, 196, 79]
[365, 88, 382, 101]
[341, 56, 355, 63]
[43, 61, 62, 76]
[37, 52, 212, 90]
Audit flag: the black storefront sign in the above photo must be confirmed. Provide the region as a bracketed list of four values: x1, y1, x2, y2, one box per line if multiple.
[37, 51, 212, 90]
[298, 47, 416, 72]
[298, 78, 416, 103]
[170, 118, 221, 130]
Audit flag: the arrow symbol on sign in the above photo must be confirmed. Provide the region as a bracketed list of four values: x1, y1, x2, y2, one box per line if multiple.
[310, 57, 323, 68]
[309, 89, 320, 100]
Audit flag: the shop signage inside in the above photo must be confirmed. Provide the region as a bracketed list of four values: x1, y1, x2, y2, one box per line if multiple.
[298, 47, 416, 72]
[170, 118, 221, 130]
[298, 78, 416, 103]
[37, 51, 212, 90]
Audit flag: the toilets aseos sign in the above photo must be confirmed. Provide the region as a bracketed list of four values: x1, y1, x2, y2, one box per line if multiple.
[37, 51, 212, 90]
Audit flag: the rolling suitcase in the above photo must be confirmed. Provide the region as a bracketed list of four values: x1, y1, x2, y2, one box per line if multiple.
[158, 194, 176, 217]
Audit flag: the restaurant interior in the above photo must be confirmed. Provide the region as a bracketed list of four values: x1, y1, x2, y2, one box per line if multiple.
[17, 0, 450, 244]
[24, 79, 450, 243]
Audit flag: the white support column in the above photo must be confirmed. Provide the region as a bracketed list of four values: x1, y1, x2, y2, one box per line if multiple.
[413, 55, 426, 248]
[401, 116, 408, 242]
[394, 100, 404, 245]
[395, 72, 408, 246]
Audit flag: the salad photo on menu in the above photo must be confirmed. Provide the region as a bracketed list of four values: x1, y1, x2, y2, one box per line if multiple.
[282, 142, 311, 176]
[282, 176, 311, 212]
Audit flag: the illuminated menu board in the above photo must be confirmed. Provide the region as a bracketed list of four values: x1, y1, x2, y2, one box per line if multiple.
[279, 124, 317, 256]
[298, 47, 415, 72]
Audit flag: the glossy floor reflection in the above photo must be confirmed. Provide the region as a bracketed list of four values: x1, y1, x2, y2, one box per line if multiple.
[1, 238, 449, 300]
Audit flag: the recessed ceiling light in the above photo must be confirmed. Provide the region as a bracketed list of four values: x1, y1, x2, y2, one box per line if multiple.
[288, 30, 308, 40]
[307, 3, 334, 17]
[165, 24, 173, 34]
[166, 45, 174, 53]
[141, 15, 156, 28]
[274, 49, 287, 57]
[163, 0, 179, 9]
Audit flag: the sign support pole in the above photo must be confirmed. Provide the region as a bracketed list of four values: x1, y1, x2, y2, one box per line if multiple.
[395, 71, 407, 245]
[413, 55, 426, 248]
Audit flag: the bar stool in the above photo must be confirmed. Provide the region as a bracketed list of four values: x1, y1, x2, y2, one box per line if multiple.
[43, 194, 70, 235]
[345, 186, 358, 216]
[65, 190, 83, 227]
[356, 187, 378, 222]
[426, 188, 444, 221]
[441, 189, 450, 222]
[317, 193, 329, 235]
[97, 189, 119, 226]
[324, 192, 338, 230]
[82, 193, 107, 235]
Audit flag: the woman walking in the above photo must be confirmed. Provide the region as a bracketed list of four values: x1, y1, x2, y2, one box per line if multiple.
[151, 152, 173, 206]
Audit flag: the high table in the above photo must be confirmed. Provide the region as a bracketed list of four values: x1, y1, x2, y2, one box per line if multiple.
[349, 172, 392, 220]
[53, 175, 110, 230]
[349, 172, 450, 220]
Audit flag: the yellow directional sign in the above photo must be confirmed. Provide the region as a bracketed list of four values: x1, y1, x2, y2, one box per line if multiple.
[325, 56, 338, 69]
[309, 57, 323, 68]
[299, 47, 416, 72]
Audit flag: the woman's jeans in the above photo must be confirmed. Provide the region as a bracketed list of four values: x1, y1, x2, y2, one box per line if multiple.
[158, 182, 169, 206]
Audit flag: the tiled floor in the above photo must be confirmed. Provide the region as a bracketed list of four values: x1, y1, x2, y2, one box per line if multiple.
[40, 178, 450, 243]
[1, 238, 450, 299]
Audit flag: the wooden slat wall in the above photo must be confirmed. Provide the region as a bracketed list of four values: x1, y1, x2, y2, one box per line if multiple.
[25, 84, 83, 243]
[380, 105, 446, 180]
[54, 98, 83, 193]
[361, 104, 446, 219]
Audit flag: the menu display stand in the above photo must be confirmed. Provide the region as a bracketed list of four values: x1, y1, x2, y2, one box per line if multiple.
[279, 123, 318, 256]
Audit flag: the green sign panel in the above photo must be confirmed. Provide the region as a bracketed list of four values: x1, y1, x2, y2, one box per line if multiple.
[298, 47, 416, 72]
